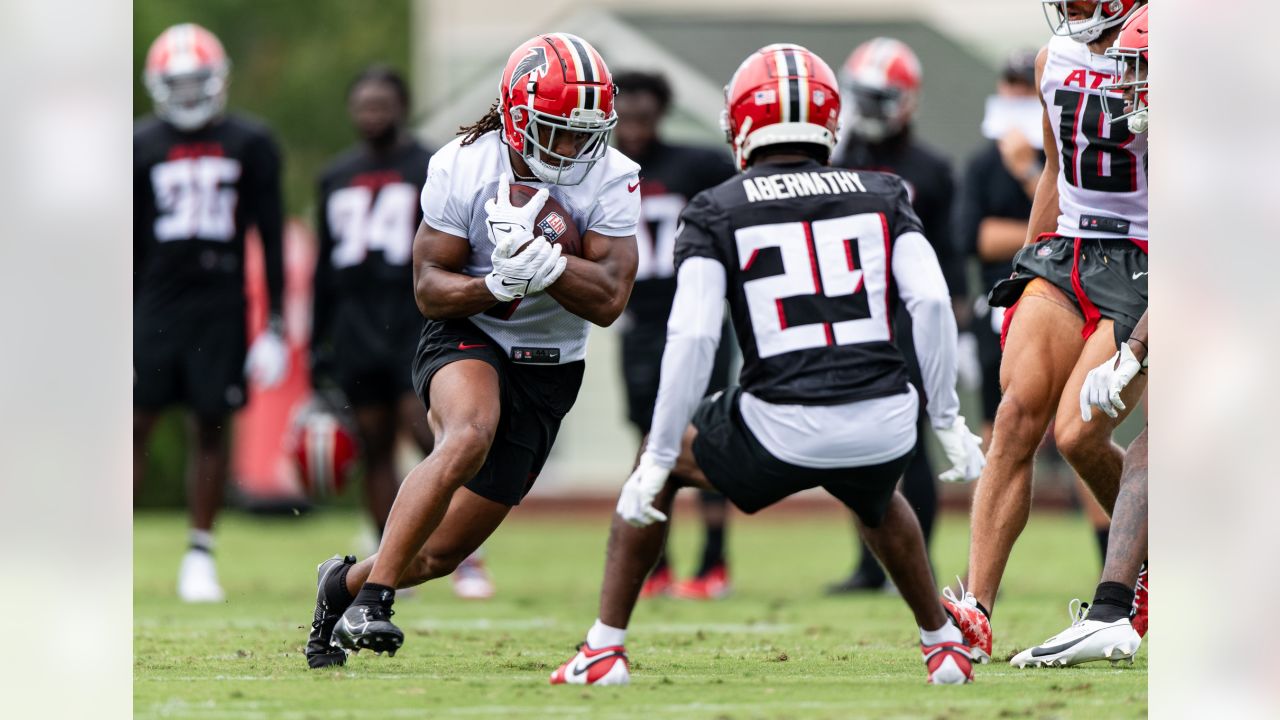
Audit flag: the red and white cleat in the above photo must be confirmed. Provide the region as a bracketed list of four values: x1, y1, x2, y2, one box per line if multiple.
[640, 565, 673, 599]
[672, 563, 731, 600]
[451, 552, 495, 600]
[1131, 564, 1148, 638]
[923, 640, 974, 684]
[942, 582, 992, 663]
[549, 643, 630, 686]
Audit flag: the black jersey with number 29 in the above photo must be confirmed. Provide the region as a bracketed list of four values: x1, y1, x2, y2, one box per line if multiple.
[674, 159, 923, 406]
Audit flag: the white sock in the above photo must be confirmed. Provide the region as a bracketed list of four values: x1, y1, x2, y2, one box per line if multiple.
[586, 619, 627, 649]
[189, 529, 215, 553]
[920, 621, 963, 646]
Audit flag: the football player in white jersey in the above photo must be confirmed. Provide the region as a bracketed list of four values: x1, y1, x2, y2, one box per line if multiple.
[1014, 5, 1150, 667]
[302, 33, 641, 664]
[942, 0, 1149, 663]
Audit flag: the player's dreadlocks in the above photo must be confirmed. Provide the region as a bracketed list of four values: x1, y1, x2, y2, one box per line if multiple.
[459, 99, 502, 146]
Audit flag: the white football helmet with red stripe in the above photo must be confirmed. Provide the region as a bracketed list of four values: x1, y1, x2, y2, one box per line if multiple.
[287, 398, 358, 498]
[721, 43, 841, 170]
[499, 34, 617, 186]
[1041, 1, 1142, 44]
[144, 23, 230, 131]
[839, 38, 922, 143]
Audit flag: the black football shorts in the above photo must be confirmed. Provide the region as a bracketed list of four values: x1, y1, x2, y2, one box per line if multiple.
[620, 316, 733, 432]
[690, 387, 912, 528]
[330, 297, 423, 406]
[411, 318, 584, 507]
[989, 235, 1148, 347]
[134, 309, 247, 417]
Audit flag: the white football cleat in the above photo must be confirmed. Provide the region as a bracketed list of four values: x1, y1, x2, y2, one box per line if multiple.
[549, 643, 630, 686]
[178, 549, 225, 603]
[451, 551, 495, 600]
[1011, 599, 1142, 668]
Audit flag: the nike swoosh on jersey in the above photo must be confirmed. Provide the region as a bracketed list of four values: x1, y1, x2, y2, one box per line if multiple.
[627, 180, 640, 193]
[458, 342, 486, 350]
[572, 651, 624, 676]
[1029, 627, 1109, 657]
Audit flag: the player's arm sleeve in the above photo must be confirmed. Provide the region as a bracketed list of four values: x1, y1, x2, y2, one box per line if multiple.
[586, 171, 641, 237]
[893, 231, 961, 429]
[643, 256, 728, 468]
[246, 131, 286, 320]
[310, 179, 335, 371]
[420, 158, 469, 237]
[133, 154, 148, 300]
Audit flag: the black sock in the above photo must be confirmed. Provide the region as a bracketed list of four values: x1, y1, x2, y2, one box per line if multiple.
[696, 526, 726, 576]
[354, 582, 395, 608]
[324, 562, 355, 609]
[1094, 527, 1110, 565]
[1089, 581, 1134, 622]
[976, 600, 992, 620]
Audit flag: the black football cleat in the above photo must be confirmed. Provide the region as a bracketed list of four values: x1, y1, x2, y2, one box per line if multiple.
[331, 599, 404, 657]
[306, 555, 357, 669]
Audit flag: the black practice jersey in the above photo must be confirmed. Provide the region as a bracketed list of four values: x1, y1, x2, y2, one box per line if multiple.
[834, 130, 962, 296]
[674, 159, 922, 405]
[627, 141, 737, 325]
[133, 114, 284, 319]
[312, 140, 432, 358]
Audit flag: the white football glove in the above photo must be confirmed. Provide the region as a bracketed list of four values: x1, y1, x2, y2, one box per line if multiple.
[1080, 342, 1143, 422]
[935, 415, 985, 483]
[615, 453, 671, 527]
[485, 235, 564, 302]
[245, 323, 289, 389]
[484, 173, 547, 248]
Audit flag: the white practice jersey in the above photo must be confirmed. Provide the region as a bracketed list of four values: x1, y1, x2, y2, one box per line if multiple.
[1042, 35, 1148, 241]
[421, 131, 640, 363]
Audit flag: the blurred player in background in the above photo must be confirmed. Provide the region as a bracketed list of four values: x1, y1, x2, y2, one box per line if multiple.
[304, 34, 640, 667]
[612, 70, 737, 600]
[551, 44, 985, 687]
[944, 0, 1148, 663]
[827, 37, 964, 594]
[311, 65, 493, 604]
[959, 49, 1112, 564]
[134, 23, 288, 603]
[1015, 7, 1150, 666]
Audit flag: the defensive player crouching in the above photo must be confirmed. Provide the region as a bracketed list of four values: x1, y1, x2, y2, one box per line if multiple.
[550, 44, 985, 687]
[303, 33, 640, 666]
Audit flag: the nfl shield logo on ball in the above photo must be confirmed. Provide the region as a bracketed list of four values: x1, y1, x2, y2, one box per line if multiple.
[538, 212, 567, 241]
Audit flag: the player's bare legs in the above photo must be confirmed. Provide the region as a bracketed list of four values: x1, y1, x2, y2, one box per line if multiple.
[189, 414, 229, 534]
[1101, 427, 1147, 587]
[353, 404, 399, 534]
[133, 409, 160, 497]
[1052, 321, 1147, 514]
[399, 391, 435, 453]
[968, 282, 1084, 612]
[858, 492, 947, 631]
[366, 360, 500, 588]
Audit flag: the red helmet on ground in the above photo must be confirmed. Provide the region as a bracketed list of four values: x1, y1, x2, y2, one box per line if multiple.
[144, 23, 230, 131]
[1103, 4, 1149, 133]
[839, 37, 922, 142]
[721, 43, 841, 170]
[1041, 1, 1142, 43]
[499, 33, 617, 185]
[287, 399, 358, 498]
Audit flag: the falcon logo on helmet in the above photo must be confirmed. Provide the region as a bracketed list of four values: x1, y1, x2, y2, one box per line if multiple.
[1102, 4, 1149, 134]
[144, 23, 231, 131]
[1041, 1, 1142, 44]
[839, 37, 922, 143]
[720, 43, 842, 170]
[499, 34, 617, 186]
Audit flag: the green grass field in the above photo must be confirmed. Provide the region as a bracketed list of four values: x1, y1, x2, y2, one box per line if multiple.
[135, 508, 1147, 719]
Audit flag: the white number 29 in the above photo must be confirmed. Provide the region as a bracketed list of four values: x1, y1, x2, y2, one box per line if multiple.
[735, 212, 891, 359]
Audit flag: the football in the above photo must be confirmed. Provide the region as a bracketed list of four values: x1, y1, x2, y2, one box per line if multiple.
[509, 183, 583, 257]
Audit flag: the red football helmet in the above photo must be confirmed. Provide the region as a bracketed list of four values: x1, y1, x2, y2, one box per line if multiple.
[499, 34, 617, 185]
[1041, 1, 1142, 43]
[721, 44, 841, 170]
[839, 38, 922, 143]
[1103, 4, 1149, 133]
[144, 23, 230, 131]
[287, 399, 358, 498]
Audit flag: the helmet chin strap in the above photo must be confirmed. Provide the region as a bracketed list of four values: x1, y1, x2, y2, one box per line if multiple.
[1127, 110, 1148, 135]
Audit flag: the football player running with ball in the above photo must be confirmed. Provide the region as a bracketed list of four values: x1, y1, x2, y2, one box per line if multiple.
[942, 0, 1148, 663]
[550, 44, 985, 687]
[303, 34, 640, 666]
[1014, 5, 1150, 667]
